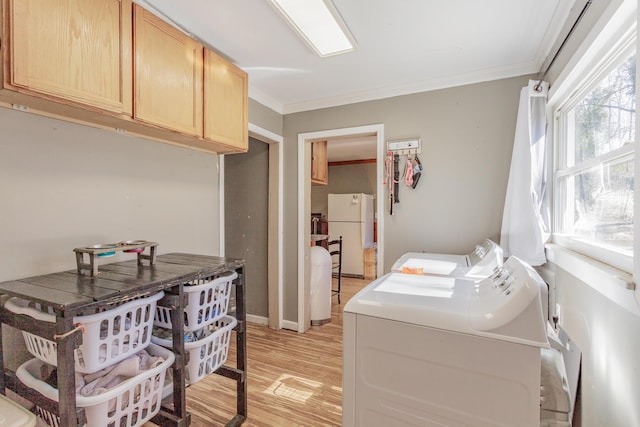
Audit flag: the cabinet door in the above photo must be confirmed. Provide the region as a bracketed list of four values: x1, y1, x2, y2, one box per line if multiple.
[311, 140, 328, 185]
[8, 0, 133, 114]
[203, 49, 248, 151]
[134, 5, 203, 136]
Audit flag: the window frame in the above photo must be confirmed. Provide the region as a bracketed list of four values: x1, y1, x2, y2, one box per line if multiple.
[551, 25, 636, 275]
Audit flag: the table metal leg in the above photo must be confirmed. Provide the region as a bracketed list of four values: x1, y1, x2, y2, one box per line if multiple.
[235, 266, 247, 420]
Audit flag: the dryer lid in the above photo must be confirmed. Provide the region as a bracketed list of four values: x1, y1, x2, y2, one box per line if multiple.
[390, 239, 503, 279]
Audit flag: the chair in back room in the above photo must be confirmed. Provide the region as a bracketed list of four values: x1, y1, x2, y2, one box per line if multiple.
[328, 236, 343, 303]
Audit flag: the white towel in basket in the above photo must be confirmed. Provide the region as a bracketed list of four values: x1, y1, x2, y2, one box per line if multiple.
[75, 349, 164, 411]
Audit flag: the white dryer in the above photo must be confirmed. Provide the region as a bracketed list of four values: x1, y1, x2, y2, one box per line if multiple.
[343, 256, 549, 427]
[391, 238, 503, 278]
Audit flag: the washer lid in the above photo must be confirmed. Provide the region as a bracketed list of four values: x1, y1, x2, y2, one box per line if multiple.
[345, 257, 548, 348]
[345, 272, 475, 331]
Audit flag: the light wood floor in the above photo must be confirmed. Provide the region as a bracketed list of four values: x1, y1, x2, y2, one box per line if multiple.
[147, 276, 370, 427]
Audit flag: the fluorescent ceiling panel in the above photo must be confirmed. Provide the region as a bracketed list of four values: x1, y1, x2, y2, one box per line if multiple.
[269, 0, 356, 57]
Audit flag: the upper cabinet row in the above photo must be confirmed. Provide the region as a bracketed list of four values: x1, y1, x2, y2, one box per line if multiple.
[0, 0, 248, 154]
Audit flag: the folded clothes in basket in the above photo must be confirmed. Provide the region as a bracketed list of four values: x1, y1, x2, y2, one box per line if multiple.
[67, 350, 164, 413]
[185, 328, 212, 346]
[40, 349, 165, 414]
[78, 349, 163, 395]
[152, 325, 212, 343]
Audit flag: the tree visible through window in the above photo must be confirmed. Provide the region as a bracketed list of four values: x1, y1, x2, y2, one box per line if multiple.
[574, 55, 635, 163]
[560, 52, 635, 255]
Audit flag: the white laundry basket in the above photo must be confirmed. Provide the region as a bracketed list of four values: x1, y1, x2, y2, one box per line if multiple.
[151, 315, 236, 385]
[16, 343, 174, 427]
[153, 271, 236, 332]
[4, 292, 164, 373]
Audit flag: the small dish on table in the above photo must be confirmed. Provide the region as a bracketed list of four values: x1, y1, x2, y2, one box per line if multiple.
[119, 240, 148, 253]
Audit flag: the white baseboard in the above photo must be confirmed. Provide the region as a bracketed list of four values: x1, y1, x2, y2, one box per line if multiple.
[244, 315, 298, 331]
[246, 314, 269, 325]
[281, 319, 298, 331]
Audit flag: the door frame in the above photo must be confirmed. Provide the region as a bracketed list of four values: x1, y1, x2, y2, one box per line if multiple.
[220, 122, 284, 329]
[297, 124, 384, 332]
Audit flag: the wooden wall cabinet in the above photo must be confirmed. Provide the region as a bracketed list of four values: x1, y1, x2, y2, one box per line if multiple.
[0, 1, 248, 154]
[133, 5, 203, 137]
[3, 0, 132, 114]
[311, 140, 328, 185]
[204, 49, 248, 151]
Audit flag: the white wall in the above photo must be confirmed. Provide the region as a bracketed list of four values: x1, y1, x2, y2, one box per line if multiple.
[553, 268, 640, 426]
[0, 107, 221, 282]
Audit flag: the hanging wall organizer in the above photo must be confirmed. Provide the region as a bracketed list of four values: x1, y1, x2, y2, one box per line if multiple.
[386, 138, 421, 155]
[385, 138, 422, 215]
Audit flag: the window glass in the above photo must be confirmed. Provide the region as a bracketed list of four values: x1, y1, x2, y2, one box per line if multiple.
[572, 54, 636, 166]
[556, 50, 635, 265]
[563, 155, 634, 254]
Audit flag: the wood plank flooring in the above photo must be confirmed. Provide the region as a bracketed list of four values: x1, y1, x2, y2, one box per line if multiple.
[146, 276, 370, 427]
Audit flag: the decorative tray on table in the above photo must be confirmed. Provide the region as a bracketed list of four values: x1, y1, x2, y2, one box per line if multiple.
[73, 240, 158, 276]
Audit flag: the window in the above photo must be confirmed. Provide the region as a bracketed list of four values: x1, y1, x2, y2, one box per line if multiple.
[554, 41, 635, 273]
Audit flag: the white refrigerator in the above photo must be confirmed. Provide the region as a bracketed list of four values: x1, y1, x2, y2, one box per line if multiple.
[328, 193, 374, 277]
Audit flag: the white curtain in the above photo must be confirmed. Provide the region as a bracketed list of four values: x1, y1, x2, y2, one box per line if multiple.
[500, 79, 550, 266]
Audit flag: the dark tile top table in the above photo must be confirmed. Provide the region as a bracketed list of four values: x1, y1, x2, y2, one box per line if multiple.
[0, 253, 247, 427]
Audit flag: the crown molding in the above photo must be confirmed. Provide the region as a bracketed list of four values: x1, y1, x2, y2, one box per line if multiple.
[248, 86, 285, 115]
[281, 62, 539, 114]
[533, 0, 576, 69]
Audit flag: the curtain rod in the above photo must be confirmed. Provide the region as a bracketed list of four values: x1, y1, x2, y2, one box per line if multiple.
[534, 0, 593, 92]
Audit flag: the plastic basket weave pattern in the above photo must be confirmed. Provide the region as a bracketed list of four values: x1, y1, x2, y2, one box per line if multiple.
[154, 271, 236, 332]
[16, 343, 174, 427]
[5, 292, 164, 374]
[151, 315, 236, 385]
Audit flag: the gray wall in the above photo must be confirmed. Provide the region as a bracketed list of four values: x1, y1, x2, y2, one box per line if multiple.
[225, 137, 269, 318]
[282, 75, 531, 321]
[0, 107, 221, 281]
[249, 98, 283, 136]
[0, 106, 221, 368]
[311, 163, 377, 217]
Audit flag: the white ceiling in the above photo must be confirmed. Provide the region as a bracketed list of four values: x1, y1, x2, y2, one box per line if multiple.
[136, 0, 574, 115]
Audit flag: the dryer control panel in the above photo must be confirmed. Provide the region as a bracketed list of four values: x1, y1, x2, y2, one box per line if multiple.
[466, 238, 504, 277]
[469, 256, 549, 347]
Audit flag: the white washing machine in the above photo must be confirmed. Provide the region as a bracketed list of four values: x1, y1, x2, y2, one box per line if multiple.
[343, 256, 549, 427]
[391, 238, 503, 278]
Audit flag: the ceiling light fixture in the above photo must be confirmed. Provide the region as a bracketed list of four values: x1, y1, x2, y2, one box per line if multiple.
[268, 0, 356, 57]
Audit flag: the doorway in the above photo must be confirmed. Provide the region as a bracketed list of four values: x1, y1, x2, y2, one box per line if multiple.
[222, 124, 283, 329]
[297, 124, 385, 332]
[225, 137, 269, 321]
